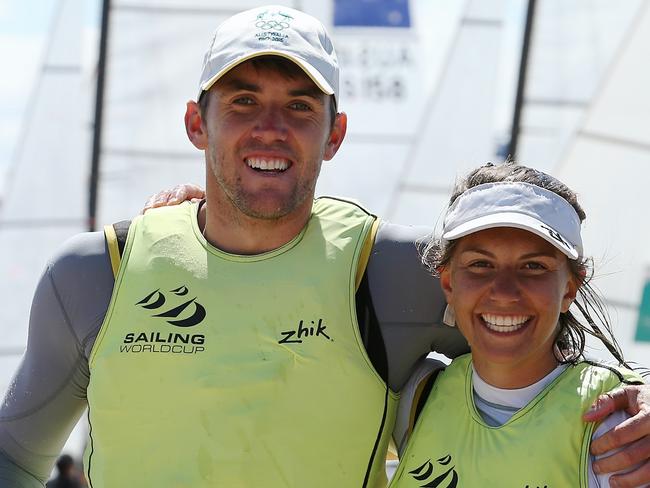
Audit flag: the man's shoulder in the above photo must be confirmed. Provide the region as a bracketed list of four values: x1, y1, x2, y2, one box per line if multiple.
[373, 221, 432, 252]
[367, 221, 444, 322]
[48, 231, 111, 278]
[369, 221, 433, 275]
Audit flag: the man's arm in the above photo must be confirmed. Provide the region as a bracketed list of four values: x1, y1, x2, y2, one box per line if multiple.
[584, 385, 650, 487]
[0, 232, 113, 484]
[368, 221, 469, 392]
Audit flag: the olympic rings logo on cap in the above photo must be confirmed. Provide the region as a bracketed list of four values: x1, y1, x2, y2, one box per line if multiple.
[255, 19, 290, 30]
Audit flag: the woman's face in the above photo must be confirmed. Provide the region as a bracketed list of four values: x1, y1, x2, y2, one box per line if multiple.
[439, 227, 578, 388]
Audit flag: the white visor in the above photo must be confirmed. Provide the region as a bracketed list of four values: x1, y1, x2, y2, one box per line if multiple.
[442, 182, 583, 259]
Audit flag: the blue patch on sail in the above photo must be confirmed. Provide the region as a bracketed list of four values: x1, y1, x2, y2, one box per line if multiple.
[636, 280, 650, 342]
[334, 0, 411, 28]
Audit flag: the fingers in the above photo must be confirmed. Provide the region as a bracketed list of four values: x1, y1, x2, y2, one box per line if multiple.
[606, 453, 650, 487]
[594, 435, 650, 475]
[141, 184, 205, 213]
[591, 414, 648, 456]
[584, 389, 631, 423]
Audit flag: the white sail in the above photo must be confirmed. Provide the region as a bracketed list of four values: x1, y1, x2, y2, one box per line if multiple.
[554, 2, 650, 363]
[9, 0, 649, 467]
[96, 0, 509, 230]
[0, 0, 89, 392]
[517, 0, 642, 173]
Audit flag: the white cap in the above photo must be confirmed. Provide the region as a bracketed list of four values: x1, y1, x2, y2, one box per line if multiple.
[198, 5, 339, 102]
[442, 182, 583, 259]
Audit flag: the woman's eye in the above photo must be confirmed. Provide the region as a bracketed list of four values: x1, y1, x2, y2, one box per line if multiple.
[469, 261, 491, 269]
[523, 262, 546, 270]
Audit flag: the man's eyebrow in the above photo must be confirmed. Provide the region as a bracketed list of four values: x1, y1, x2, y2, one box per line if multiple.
[221, 79, 260, 92]
[220, 78, 325, 104]
[288, 87, 325, 104]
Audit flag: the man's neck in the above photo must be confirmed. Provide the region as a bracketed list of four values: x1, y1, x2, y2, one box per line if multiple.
[198, 196, 311, 255]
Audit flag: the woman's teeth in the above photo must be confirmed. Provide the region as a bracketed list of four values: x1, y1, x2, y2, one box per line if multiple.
[481, 314, 530, 333]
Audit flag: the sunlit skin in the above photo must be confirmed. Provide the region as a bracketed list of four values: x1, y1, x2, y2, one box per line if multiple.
[439, 227, 578, 389]
[184, 60, 347, 254]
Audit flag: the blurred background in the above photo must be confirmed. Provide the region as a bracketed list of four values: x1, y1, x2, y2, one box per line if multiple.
[1, 0, 649, 464]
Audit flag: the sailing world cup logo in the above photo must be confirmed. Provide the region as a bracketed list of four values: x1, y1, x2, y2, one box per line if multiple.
[255, 10, 294, 31]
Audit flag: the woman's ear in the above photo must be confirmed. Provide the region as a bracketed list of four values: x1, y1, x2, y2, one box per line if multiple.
[561, 274, 579, 313]
[439, 266, 453, 303]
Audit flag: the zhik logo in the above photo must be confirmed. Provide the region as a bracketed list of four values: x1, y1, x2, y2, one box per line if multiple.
[409, 455, 458, 488]
[135, 285, 206, 327]
[278, 319, 332, 344]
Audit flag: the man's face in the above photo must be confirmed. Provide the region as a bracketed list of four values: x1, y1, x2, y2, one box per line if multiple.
[190, 60, 345, 220]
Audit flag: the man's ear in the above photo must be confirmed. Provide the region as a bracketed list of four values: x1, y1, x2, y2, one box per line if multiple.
[323, 112, 347, 161]
[185, 100, 207, 150]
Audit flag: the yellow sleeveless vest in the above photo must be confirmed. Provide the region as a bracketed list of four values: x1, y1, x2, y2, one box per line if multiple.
[85, 198, 397, 487]
[390, 354, 639, 488]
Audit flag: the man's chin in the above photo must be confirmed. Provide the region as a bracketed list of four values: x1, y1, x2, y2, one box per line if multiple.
[238, 199, 298, 221]
[235, 189, 314, 221]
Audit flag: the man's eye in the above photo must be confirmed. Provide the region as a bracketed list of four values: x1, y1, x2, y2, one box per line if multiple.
[523, 262, 546, 270]
[233, 97, 255, 105]
[469, 261, 491, 268]
[289, 102, 311, 111]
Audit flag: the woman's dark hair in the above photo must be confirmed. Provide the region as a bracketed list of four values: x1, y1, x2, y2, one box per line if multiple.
[421, 161, 631, 369]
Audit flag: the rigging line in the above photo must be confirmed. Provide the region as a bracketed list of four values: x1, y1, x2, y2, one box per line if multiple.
[507, 0, 536, 160]
[553, 0, 649, 175]
[0, 218, 86, 229]
[578, 131, 650, 153]
[42, 64, 82, 73]
[101, 148, 200, 160]
[604, 298, 639, 312]
[88, 0, 111, 233]
[343, 134, 415, 145]
[518, 126, 565, 137]
[460, 17, 503, 27]
[113, 4, 243, 16]
[0, 347, 25, 357]
[523, 98, 589, 108]
[2, 0, 68, 206]
[383, 0, 474, 220]
[396, 183, 452, 195]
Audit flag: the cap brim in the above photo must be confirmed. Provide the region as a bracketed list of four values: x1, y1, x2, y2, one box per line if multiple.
[442, 212, 579, 259]
[199, 50, 335, 98]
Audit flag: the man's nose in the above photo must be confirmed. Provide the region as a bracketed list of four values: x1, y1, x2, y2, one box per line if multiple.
[251, 106, 288, 143]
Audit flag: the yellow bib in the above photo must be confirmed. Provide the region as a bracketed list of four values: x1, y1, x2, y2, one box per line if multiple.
[390, 354, 639, 488]
[85, 198, 397, 487]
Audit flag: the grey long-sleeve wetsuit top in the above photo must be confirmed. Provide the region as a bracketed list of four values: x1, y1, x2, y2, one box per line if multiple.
[0, 221, 469, 487]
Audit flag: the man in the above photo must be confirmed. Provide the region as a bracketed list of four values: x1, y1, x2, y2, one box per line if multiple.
[1, 5, 649, 488]
[45, 455, 81, 488]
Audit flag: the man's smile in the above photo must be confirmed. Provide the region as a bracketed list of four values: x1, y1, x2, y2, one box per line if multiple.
[245, 156, 291, 173]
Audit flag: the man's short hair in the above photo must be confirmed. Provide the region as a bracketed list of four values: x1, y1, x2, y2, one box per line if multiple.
[198, 56, 337, 129]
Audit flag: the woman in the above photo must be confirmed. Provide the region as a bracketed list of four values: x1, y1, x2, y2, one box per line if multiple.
[389, 162, 642, 488]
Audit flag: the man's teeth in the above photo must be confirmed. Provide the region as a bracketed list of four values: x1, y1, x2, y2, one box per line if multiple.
[246, 157, 289, 171]
[481, 314, 530, 333]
